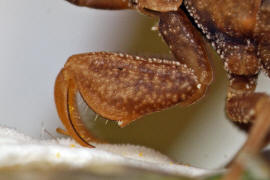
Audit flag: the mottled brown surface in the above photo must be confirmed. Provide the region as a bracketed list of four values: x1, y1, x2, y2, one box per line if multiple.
[224, 72, 270, 179]
[184, 0, 270, 127]
[135, 0, 182, 12]
[64, 52, 200, 126]
[66, 0, 183, 12]
[259, 38, 270, 74]
[225, 73, 259, 125]
[225, 75, 257, 133]
[159, 10, 213, 85]
[185, 0, 260, 38]
[227, 74, 257, 96]
[185, 0, 262, 76]
[254, 0, 270, 38]
[224, 95, 270, 179]
[256, 0, 270, 77]
[226, 93, 265, 124]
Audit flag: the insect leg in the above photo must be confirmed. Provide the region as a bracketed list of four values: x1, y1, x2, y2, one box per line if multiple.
[54, 10, 214, 147]
[224, 74, 270, 179]
[255, 0, 270, 77]
[65, 0, 183, 12]
[158, 10, 213, 105]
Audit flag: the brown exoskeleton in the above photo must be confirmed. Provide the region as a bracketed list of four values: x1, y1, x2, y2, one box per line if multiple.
[54, 0, 270, 178]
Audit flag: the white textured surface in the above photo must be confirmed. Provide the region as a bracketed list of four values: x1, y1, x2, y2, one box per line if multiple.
[0, 126, 220, 178]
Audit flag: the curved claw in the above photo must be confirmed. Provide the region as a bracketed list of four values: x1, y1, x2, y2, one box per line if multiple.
[55, 68, 98, 147]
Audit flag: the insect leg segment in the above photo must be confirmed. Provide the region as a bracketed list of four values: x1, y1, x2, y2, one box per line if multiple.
[158, 10, 213, 104]
[55, 1, 213, 147]
[224, 74, 270, 179]
[61, 52, 202, 128]
[227, 74, 257, 99]
[65, 0, 182, 12]
[159, 10, 213, 86]
[259, 38, 270, 76]
[255, 0, 270, 77]
[226, 74, 261, 133]
[131, 0, 182, 13]
[225, 94, 270, 179]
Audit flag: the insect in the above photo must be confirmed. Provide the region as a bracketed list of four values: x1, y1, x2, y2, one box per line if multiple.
[54, 0, 270, 178]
